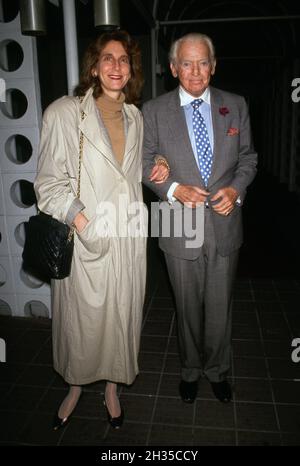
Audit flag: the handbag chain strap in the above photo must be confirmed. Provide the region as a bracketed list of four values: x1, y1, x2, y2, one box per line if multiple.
[68, 97, 85, 241]
[77, 96, 85, 199]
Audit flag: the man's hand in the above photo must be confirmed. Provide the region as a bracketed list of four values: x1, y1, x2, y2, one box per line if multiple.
[173, 184, 210, 208]
[149, 162, 170, 184]
[210, 187, 238, 216]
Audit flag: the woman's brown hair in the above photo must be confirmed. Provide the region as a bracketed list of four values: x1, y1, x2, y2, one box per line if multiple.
[75, 30, 143, 105]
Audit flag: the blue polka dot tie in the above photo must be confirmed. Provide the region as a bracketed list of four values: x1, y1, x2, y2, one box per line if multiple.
[191, 99, 213, 186]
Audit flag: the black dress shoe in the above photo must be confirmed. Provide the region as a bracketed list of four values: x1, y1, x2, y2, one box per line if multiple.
[179, 380, 198, 403]
[53, 411, 70, 430]
[103, 396, 124, 429]
[210, 380, 232, 403]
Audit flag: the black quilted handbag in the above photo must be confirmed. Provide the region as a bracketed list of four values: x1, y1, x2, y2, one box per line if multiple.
[22, 213, 74, 280]
[22, 102, 84, 281]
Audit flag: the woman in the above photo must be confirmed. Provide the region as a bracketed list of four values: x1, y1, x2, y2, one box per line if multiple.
[34, 30, 169, 430]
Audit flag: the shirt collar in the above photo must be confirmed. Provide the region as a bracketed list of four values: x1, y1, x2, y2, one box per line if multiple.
[179, 86, 211, 107]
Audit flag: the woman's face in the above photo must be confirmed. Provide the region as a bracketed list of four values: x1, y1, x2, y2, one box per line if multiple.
[93, 40, 131, 99]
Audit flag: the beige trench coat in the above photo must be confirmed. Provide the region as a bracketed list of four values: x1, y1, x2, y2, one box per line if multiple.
[34, 88, 147, 385]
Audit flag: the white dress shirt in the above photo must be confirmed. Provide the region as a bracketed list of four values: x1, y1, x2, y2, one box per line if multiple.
[166, 86, 241, 205]
[167, 86, 214, 202]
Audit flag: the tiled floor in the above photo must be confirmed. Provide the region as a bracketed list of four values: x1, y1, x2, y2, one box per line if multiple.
[1, 173, 300, 445]
[1, 274, 300, 446]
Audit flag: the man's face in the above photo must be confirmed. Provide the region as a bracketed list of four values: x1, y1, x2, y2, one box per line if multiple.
[170, 40, 216, 97]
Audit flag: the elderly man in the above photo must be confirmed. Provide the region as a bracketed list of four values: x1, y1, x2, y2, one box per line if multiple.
[143, 33, 257, 403]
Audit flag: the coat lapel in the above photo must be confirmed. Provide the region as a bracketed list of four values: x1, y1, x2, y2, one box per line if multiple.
[78, 89, 123, 174]
[121, 105, 138, 174]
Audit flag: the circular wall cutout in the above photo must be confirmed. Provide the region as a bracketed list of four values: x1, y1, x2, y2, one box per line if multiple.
[0, 89, 28, 119]
[0, 40, 24, 72]
[0, 299, 12, 316]
[5, 135, 32, 164]
[0, 264, 7, 287]
[10, 179, 36, 208]
[24, 301, 50, 319]
[15, 222, 26, 247]
[20, 268, 44, 289]
[0, 1, 19, 23]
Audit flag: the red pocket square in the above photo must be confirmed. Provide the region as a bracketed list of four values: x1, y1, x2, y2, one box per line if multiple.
[227, 127, 239, 136]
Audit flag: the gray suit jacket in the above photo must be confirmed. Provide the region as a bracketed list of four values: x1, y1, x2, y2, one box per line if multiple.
[142, 86, 257, 259]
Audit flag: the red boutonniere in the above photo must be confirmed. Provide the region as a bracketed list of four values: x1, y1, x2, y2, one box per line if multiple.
[219, 107, 229, 116]
[227, 127, 239, 136]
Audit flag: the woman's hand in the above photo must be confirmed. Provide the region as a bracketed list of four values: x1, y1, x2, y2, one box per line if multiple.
[149, 157, 170, 184]
[73, 212, 89, 232]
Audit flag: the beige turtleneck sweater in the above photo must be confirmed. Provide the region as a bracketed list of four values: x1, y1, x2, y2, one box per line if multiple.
[96, 92, 126, 165]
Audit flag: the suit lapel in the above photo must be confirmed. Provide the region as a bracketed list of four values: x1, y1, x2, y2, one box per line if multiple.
[167, 89, 202, 179]
[209, 87, 226, 185]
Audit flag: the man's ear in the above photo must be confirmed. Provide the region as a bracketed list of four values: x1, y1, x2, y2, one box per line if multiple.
[211, 59, 216, 76]
[170, 62, 178, 78]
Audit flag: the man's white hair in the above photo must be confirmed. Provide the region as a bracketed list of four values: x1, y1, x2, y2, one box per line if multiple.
[169, 33, 216, 65]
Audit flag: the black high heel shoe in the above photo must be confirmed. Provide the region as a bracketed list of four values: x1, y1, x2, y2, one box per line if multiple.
[52, 390, 82, 431]
[52, 411, 70, 431]
[103, 395, 124, 429]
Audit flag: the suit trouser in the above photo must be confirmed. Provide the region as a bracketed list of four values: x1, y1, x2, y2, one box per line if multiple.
[164, 209, 239, 383]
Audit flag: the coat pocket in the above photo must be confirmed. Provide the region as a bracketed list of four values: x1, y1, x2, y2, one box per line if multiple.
[76, 216, 110, 258]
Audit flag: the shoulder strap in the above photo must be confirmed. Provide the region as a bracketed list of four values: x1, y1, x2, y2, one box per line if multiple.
[76, 96, 85, 199]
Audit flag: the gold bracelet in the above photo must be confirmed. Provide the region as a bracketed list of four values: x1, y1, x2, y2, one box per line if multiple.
[155, 156, 170, 171]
